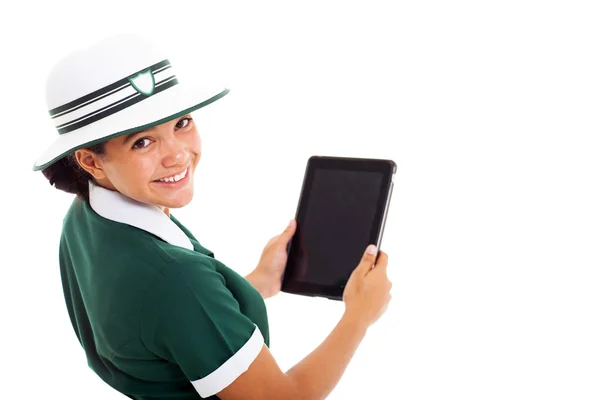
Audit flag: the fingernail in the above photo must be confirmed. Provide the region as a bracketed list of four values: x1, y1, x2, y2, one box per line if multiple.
[367, 245, 377, 255]
[288, 219, 294, 227]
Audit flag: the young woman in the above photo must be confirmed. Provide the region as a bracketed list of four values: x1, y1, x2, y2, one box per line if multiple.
[34, 34, 392, 400]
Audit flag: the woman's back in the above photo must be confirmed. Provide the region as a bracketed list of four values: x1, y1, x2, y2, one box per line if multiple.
[59, 189, 269, 399]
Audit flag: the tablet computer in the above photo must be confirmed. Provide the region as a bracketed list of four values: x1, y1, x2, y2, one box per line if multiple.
[281, 155, 396, 300]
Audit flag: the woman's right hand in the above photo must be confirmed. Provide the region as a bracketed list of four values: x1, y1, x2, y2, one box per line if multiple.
[218, 244, 392, 400]
[342, 245, 392, 329]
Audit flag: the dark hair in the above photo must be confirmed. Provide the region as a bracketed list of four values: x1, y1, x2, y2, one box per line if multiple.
[41, 143, 106, 201]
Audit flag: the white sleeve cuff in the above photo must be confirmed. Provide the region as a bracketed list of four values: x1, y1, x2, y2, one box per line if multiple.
[191, 325, 264, 397]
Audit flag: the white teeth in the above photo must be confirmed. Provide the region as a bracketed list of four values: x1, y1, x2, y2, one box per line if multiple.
[158, 168, 187, 183]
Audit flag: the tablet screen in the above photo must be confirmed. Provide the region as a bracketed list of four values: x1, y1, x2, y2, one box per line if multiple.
[292, 168, 384, 287]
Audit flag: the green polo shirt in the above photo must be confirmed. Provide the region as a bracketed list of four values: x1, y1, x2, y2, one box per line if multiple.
[59, 183, 269, 399]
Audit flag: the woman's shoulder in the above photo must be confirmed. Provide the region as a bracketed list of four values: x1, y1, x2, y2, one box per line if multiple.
[61, 197, 214, 271]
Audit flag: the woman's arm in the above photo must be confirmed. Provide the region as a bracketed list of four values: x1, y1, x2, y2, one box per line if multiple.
[244, 270, 277, 299]
[216, 311, 368, 400]
[285, 311, 368, 398]
[223, 246, 390, 399]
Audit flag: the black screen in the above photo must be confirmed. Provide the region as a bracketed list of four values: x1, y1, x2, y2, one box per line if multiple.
[290, 168, 384, 287]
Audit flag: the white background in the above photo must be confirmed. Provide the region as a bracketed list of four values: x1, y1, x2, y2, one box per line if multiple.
[1, 1, 599, 399]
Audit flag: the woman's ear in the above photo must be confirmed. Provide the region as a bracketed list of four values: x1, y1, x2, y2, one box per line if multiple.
[74, 149, 107, 180]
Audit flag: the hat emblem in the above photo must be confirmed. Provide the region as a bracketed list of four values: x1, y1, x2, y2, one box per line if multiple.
[33, 34, 230, 171]
[129, 70, 155, 95]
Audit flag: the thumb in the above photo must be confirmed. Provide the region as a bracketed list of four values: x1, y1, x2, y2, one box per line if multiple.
[280, 219, 297, 241]
[358, 244, 378, 275]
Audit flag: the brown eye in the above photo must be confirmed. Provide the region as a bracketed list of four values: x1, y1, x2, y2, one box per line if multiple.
[176, 117, 192, 130]
[132, 138, 151, 149]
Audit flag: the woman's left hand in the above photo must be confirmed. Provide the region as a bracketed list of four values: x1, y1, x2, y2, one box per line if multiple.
[248, 219, 297, 299]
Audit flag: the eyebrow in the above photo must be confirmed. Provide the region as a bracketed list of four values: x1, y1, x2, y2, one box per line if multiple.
[122, 115, 189, 145]
[122, 129, 147, 145]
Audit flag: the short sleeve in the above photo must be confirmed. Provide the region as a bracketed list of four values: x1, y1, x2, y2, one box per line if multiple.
[141, 260, 265, 398]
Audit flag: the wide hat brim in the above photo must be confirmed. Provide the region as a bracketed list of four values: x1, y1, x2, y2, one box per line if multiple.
[32, 83, 229, 171]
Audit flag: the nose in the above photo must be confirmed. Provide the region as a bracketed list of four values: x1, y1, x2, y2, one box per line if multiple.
[161, 136, 188, 168]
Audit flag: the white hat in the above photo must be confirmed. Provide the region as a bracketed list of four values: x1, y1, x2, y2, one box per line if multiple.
[33, 34, 229, 171]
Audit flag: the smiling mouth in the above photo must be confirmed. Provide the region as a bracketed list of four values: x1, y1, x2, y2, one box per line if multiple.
[153, 167, 189, 183]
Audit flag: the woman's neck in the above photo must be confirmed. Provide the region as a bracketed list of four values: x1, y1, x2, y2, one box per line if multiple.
[157, 205, 170, 217]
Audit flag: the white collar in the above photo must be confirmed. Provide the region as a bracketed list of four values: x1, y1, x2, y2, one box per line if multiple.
[88, 182, 194, 250]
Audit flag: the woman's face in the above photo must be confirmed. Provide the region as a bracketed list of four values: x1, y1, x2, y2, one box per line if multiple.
[78, 114, 201, 211]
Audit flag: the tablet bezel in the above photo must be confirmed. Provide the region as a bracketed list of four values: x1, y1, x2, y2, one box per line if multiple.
[281, 155, 396, 300]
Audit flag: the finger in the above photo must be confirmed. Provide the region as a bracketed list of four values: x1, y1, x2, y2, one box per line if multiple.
[373, 252, 389, 274]
[357, 244, 379, 276]
[374, 251, 388, 269]
[280, 219, 297, 242]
